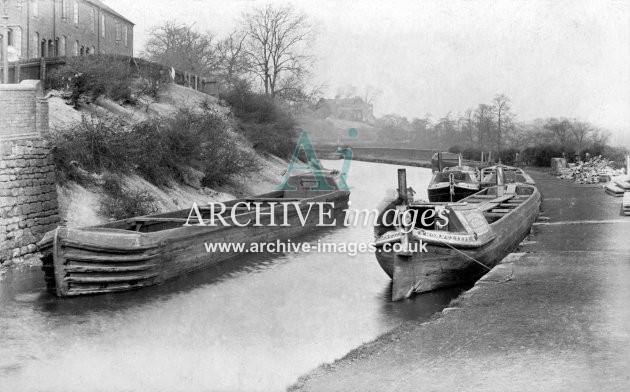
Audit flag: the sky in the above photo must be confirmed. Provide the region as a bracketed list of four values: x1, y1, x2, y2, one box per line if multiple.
[105, 0, 630, 143]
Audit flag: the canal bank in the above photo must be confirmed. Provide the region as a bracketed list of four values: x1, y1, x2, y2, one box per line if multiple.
[291, 169, 630, 391]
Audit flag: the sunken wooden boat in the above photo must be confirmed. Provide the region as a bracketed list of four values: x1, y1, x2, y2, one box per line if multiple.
[39, 173, 350, 297]
[375, 168, 540, 301]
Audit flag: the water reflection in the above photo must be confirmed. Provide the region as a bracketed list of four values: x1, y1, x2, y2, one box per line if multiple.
[0, 160, 468, 391]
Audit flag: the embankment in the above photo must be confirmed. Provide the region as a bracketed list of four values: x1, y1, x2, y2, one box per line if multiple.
[290, 170, 630, 391]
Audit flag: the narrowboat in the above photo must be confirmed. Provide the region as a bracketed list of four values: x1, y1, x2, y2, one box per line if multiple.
[427, 166, 480, 202]
[39, 173, 350, 297]
[479, 165, 536, 189]
[375, 168, 540, 301]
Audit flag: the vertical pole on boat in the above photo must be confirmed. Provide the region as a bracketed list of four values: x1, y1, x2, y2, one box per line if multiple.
[449, 172, 454, 203]
[396, 169, 412, 256]
[481, 151, 485, 163]
[437, 152, 443, 172]
[458, 153, 463, 167]
[392, 168, 415, 301]
[488, 151, 493, 163]
[496, 166, 505, 196]
[397, 168, 408, 204]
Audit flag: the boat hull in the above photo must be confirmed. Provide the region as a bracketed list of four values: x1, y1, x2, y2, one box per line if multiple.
[40, 187, 350, 297]
[376, 187, 540, 297]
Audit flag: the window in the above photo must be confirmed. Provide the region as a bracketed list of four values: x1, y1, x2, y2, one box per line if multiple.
[62, 0, 68, 19]
[73, 1, 79, 26]
[10, 28, 22, 57]
[60, 36, 66, 56]
[31, 0, 38, 18]
[123, 26, 128, 47]
[74, 40, 79, 56]
[91, 9, 97, 33]
[101, 14, 105, 38]
[32, 33, 39, 57]
[115, 21, 121, 41]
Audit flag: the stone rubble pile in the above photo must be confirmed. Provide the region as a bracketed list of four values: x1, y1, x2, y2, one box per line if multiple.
[556, 156, 623, 184]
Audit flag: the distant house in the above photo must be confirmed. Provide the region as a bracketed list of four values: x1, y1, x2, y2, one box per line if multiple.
[316, 96, 376, 124]
[0, 0, 133, 62]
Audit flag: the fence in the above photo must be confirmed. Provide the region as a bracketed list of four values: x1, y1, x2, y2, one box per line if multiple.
[0, 55, 220, 96]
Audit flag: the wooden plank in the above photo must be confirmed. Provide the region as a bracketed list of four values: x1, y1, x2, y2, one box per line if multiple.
[65, 264, 156, 273]
[64, 252, 157, 263]
[65, 272, 159, 283]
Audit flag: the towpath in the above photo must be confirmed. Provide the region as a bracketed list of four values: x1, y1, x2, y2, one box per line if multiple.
[290, 169, 630, 391]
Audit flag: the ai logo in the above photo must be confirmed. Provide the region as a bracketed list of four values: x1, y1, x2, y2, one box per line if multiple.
[276, 128, 359, 192]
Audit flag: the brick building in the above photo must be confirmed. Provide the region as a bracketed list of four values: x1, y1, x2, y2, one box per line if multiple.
[0, 0, 133, 62]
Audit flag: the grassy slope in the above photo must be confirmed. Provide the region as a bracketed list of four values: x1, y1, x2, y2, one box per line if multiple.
[49, 84, 286, 228]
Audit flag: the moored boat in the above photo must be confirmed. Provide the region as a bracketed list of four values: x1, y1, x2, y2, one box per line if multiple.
[39, 173, 350, 297]
[375, 168, 541, 301]
[479, 165, 535, 189]
[427, 166, 480, 202]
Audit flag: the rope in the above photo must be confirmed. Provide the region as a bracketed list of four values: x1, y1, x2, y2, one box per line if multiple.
[434, 237, 493, 271]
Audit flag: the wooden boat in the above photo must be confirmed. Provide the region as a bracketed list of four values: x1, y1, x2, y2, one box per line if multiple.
[430, 152, 484, 173]
[623, 192, 630, 216]
[427, 166, 480, 202]
[375, 168, 541, 301]
[479, 165, 535, 189]
[39, 173, 350, 297]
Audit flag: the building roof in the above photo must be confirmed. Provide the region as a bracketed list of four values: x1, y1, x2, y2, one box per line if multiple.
[86, 0, 134, 25]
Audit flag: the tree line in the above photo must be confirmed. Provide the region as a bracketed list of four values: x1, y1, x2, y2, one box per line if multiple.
[370, 94, 624, 165]
[142, 4, 317, 104]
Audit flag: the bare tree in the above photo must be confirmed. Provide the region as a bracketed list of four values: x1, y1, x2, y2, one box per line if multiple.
[475, 104, 494, 151]
[215, 30, 248, 87]
[143, 21, 217, 75]
[493, 94, 511, 155]
[363, 85, 383, 105]
[463, 108, 474, 146]
[544, 117, 572, 145]
[570, 120, 594, 156]
[241, 4, 314, 97]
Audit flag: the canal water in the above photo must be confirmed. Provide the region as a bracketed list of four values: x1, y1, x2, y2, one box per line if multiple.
[0, 161, 469, 392]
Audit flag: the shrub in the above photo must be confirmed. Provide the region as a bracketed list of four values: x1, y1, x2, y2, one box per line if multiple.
[521, 144, 575, 167]
[99, 174, 159, 220]
[51, 110, 258, 188]
[50, 115, 130, 183]
[498, 148, 520, 165]
[46, 55, 170, 106]
[223, 81, 298, 159]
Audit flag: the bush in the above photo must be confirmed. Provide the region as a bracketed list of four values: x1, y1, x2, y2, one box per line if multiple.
[521, 144, 575, 167]
[50, 116, 130, 183]
[47, 55, 171, 106]
[99, 174, 159, 220]
[223, 81, 298, 159]
[498, 148, 520, 165]
[51, 110, 258, 188]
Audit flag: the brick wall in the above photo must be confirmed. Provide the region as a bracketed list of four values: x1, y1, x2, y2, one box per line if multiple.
[0, 80, 59, 265]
